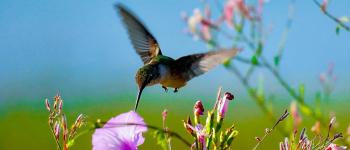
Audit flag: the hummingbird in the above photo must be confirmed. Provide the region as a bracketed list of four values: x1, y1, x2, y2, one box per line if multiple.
[116, 4, 240, 111]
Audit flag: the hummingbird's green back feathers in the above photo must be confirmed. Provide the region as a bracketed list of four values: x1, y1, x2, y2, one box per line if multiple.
[116, 4, 162, 64]
[174, 49, 239, 81]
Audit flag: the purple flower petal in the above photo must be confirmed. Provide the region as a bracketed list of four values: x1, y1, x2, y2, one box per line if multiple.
[92, 111, 147, 150]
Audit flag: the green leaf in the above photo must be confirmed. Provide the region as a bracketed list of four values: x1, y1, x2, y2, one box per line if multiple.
[67, 140, 75, 148]
[251, 55, 259, 65]
[274, 56, 280, 66]
[207, 40, 217, 49]
[226, 130, 239, 147]
[235, 24, 243, 33]
[336, 25, 341, 35]
[205, 111, 214, 134]
[256, 41, 263, 56]
[314, 92, 323, 118]
[299, 104, 312, 116]
[223, 59, 231, 67]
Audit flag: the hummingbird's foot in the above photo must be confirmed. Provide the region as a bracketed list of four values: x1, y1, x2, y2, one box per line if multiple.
[174, 88, 178, 93]
[162, 86, 168, 92]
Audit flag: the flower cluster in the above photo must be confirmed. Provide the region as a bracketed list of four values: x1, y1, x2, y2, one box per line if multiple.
[279, 117, 347, 150]
[45, 93, 86, 150]
[181, 0, 263, 48]
[183, 88, 238, 150]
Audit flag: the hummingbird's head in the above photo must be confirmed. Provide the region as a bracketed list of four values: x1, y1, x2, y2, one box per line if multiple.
[134, 65, 160, 111]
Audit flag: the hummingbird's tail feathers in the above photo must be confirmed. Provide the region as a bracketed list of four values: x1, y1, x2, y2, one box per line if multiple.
[115, 3, 163, 65]
[175, 48, 240, 81]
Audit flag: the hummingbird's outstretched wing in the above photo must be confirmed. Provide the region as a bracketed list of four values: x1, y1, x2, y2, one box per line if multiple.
[175, 49, 239, 81]
[116, 4, 162, 64]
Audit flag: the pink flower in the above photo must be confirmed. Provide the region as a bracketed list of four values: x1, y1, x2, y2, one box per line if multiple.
[224, 0, 236, 28]
[92, 111, 147, 150]
[257, 0, 264, 17]
[217, 92, 234, 118]
[321, 0, 328, 12]
[325, 143, 347, 150]
[186, 124, 208, 150]
[224, 0, 251, 28]
[194, 100, 205, 116]
[236, 0, 251, 19]
[201, 6, 212, 41]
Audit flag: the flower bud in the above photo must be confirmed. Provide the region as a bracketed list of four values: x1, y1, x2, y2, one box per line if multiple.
[224, 92, 234, 100]
[53, 94, 60, 110]
[255, 137, 261, 142]
[162, 109, 168, 121]
[329, 117, 336, 128]
[183, 116, 195, 136]
[226, 130, 238, 146]
[333, 133, 343, 140]
[194, 100, 204, 116]
[57, 100, 63, 114]
[217, 92, 234, 119]
[54, 122, 60, 140]
[45, 98, 51, 112]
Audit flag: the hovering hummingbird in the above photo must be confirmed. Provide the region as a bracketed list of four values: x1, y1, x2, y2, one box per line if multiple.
[116, 4, 240, 111]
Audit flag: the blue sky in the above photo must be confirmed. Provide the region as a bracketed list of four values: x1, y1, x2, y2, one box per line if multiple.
[0, 0, 349, 103]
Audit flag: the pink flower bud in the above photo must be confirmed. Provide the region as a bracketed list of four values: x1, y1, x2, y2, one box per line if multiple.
[183, 117, 194, 135]
[321, 0, 328, 12]
[58, 100, 63, 114]
[74, 114, 85, 128]
[45, 98, 51, 112]
[61, 115, 67, 131]
[225, 92, 234, 100]
[217, 92, 234, 118]
[194, 100, 204, 116]
[162, 109, 168, 121]
[54, 122, 60, 140]
[61, 115, 68, 142]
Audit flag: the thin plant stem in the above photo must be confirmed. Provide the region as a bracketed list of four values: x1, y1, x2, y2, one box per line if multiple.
[49, 124, 62, 150]
[312, 0, 350, 31]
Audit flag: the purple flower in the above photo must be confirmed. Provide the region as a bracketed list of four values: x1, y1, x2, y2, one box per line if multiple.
[92, 111, 147, 150]
[186, 124, 208, 150]
[194, 100, 205, 116]
[217, 92, 234, 118]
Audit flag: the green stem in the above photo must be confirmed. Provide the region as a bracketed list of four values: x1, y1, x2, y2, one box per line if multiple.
[312, 0, 350, 31]
[49, 124, 62, 150]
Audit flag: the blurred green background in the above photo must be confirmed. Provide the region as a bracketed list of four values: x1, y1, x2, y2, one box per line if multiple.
[1, 0, 350, 149]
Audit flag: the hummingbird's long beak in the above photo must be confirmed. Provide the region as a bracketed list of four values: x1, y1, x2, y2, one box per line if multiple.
[135, 83, 146, 111]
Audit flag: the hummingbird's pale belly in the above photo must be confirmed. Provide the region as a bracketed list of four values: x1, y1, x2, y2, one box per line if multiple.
[158, 64, 187, 88]
[160, 77, 187, 88]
